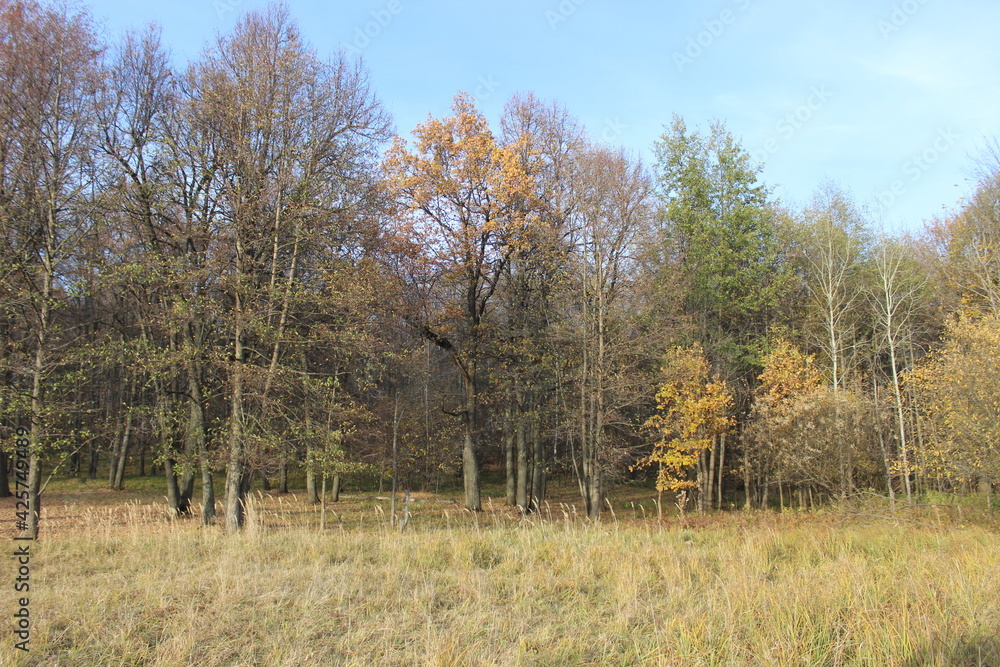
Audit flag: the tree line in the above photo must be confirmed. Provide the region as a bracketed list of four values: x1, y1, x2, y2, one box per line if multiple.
[2, 1, 998, 535]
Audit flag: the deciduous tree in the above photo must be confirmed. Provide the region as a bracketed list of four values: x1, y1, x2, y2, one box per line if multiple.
[642, 344, 733, 514]
[0, 0, 102, 537]
[907, 314, 1000, 508]
[385, 93, 533, 511]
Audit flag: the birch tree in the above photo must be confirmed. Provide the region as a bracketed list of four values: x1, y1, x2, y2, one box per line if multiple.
[642, 344, 733, 514]
[796, 183, 871, 498]
[869, 233, 928, 503]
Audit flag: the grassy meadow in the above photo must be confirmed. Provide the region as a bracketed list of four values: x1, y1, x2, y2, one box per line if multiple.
[1, 478, 999, 666]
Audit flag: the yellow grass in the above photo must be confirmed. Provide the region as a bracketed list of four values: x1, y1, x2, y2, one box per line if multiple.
[1, 490, 998, 666]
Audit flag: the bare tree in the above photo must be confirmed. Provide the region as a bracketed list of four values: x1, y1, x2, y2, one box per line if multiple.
[497, 92, 583, 511]
[188, 4, 390, 529]
[869, 232, 927, 503]
[561, 145, 656, 519]
[797, 183, 871, 499]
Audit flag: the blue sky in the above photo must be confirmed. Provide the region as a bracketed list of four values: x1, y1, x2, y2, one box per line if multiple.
[87, 0, 1000, 232]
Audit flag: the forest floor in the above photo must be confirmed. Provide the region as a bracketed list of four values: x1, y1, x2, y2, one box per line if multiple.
[1, 477, 998, 666]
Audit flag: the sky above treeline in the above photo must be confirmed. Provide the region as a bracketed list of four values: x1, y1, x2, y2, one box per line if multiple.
[85, 0, 1000, 233]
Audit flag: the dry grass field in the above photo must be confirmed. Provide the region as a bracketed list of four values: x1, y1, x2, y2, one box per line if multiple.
[1, 481, 998, 666]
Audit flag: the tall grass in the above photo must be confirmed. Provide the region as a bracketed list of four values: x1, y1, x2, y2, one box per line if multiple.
[2, 493, 998, 666]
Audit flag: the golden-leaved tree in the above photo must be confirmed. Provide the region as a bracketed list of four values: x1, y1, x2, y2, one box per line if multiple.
[907, 314, 1000, 507]
[384, 93, 535, 511]
[746, 340, 823, 508]
[642, 344, 733, 513]
[748, 339, 879, 508]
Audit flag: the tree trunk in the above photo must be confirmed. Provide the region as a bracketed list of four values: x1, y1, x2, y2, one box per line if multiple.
[113, 413, 131, 491]
[707, 435, 717, 511]
[391, 391, 400, 524]
[180, 469, 196, 508]
[278, 460, 288, 494]
[331, 474, 341, 502]
[0, 452, 9, 498]
[888, 342, 913, 503]
[716, 433, 726, 509]
[201, 456, 216, 525]
[461, 369, 481, 511]
[320, 474, 327, 531]
[108, 422, 120, 489]
[531, 420, 545, 511]
[306, 443, 318, 504]
[88, 444, 99, 480]
[25, 452, 42, 540]
[516, 420, 529, 511]
[224, 457, 247, 530]
[165, 458, 190, 515]
[836, 397, 846, 501]
[25, 274, 50, 540]
[183, 349, 214, 523]
[504, 408, 516, 506]
[462, 428, 481, 511]
[163, 455, 183, 513]
[586, 464, 603, 521]
[225, 328, 248, 530]
[743, 443, 752, 510]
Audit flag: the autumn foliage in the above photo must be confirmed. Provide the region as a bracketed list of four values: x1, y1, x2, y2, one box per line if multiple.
[907, 314, 1000, 490]
[4, 0, 1000, 530]
[642, 345, 733, 497]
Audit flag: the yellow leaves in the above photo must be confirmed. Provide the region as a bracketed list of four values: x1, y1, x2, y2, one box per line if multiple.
[907, 313, 1000, 482]
[641, 344, 733, 493]
[756, 339, 822, 411]
[383, 93, 539, 254]
[744, 340, 877, 488]
[750, 339, 828, 445]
